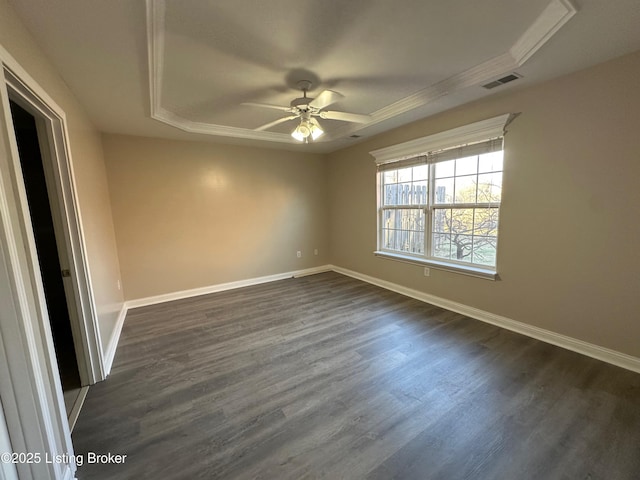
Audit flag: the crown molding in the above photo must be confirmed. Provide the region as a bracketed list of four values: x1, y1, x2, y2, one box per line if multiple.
[154, 107, 296, 142]
[510, 0, 577, 65]
[145, 0, 298, 144]
[375, 53, 517, 124]
[146, 0, 575, 144]
[332, 52, 518, 139]
[330, 0, 576, 140]
[146, 0, 164, 116]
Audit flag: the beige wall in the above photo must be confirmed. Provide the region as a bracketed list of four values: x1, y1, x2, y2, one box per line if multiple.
[102, 135, 329, 300]
[0, 0, 123, 352]
[327, 50, 640, 358]
[4, 0, 638, 363]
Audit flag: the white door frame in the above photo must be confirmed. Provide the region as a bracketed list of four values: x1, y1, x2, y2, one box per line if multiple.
[0, 401, 19, 480]
[5, 68, 105, 387]
[0, 46, 105, 479]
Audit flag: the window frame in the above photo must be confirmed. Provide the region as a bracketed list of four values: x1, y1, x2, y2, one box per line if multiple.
[371, 114, 514, 280]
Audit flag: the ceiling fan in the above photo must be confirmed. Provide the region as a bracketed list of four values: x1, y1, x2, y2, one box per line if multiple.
[242, 80, 371, 142]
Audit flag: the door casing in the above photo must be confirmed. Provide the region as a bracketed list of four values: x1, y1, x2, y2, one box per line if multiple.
[0, 46, 105, 479]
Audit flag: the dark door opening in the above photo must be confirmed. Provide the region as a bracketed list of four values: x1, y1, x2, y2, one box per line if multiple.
[9, 100, 81, 394]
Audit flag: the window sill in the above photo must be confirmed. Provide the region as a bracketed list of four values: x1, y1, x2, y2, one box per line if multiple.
[373, 250, 499, 280]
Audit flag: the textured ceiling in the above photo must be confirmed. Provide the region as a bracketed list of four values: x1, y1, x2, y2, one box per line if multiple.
[9, 0, 640, 152]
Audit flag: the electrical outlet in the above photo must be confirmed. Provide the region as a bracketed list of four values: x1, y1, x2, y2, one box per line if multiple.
[314, 249, 318, 256]
[117, 279, 121, 290]
[423, 267, 430, 277]
[297, 251, 302, 258]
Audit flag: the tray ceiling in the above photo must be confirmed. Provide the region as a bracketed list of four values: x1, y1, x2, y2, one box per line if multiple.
[9, 0, 640, 152]
[149, 0, 574, 145]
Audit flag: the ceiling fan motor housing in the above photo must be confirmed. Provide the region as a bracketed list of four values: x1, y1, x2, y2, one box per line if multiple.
[290, 97, 312, 111]
[245, 79, 369, 136]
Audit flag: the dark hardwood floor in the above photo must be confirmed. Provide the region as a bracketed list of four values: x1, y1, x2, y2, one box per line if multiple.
[72, 272, 640, 479]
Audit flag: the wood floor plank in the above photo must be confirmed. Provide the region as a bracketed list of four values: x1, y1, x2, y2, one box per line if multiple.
[72, 272, 640, 479]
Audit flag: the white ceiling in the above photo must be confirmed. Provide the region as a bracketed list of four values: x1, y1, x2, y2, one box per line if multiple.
[9, 0, 640, 153]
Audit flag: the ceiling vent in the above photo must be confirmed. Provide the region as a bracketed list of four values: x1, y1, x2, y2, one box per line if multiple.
[350, 134, 362, 138]
[482, 73, 522, 90]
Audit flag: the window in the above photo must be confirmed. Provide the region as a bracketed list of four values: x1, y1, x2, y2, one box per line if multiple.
[372, 114, 512, 279]
[380, 163, 428, 255]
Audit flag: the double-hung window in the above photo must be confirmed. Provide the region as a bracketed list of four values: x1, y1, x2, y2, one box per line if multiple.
[372, 114, 512, 279]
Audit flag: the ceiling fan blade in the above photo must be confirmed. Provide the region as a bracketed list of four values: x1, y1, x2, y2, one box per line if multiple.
[255, 115, 298, 131]
[310, 117, 323, 128]
[309, 90, 344, 110]
[242, 102, 292, 112]
[320, 110, 371, 123]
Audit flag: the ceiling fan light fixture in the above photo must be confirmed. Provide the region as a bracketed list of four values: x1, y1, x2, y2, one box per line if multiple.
[310, 120, 323, 140]
[291, 122, 311, 141]
[292, 118, 323, 142]
[311, 124, 323, 140]
[248, 80, 366, 142]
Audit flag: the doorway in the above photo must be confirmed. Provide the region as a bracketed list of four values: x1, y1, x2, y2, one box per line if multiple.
[8, 99, 83, 416]
[0, 57, 107, 479]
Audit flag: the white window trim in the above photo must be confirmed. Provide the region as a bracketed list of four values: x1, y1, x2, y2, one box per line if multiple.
[370, 114, 514, 280]
[373, 250, 499, 280]
[370, 114, 512, 164]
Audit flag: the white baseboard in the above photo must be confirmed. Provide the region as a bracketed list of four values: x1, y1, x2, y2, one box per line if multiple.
[103, 264, 640, 376]
[103, 265, 334, 371]
[67, 386, 89, 432]
[293, 265, 334, 278]
[126, 265, 333, 309]
[103, 304, 127, 376]
[330, 265, 640, 374]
